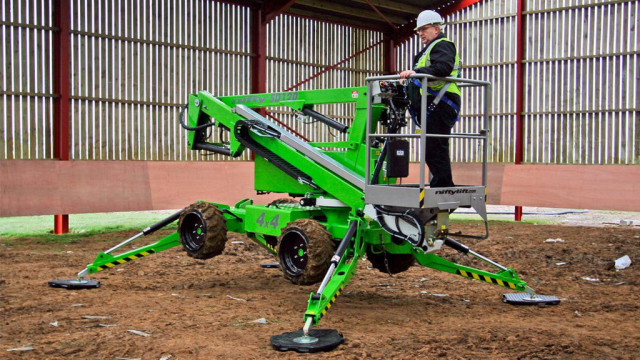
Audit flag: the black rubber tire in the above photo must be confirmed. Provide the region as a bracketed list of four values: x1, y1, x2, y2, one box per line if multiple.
[277, 219, 335, 285]
[178, 202, 228, 260]
[366, 247, 415, 274]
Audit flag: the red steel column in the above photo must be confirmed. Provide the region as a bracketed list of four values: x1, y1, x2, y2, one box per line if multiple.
[383, 35, 397, 75]
[250, 8, 267, 162]
[53, 0, 71, 233]
[514, 0, 525, 221]
[251, 9, 267, 97]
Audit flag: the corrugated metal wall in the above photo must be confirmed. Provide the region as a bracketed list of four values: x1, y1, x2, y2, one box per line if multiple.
[443, 0, 521, 163]
[522, 0, 639, 165]
[2, 0, 638, 164]
[1, 0, 253, 161]
[0, 1, 383, 161]
[265, 15, 383, 145]
[67, 0, 252, 161]
[402, 0, 639, 164]
[1, 0, 55, 160]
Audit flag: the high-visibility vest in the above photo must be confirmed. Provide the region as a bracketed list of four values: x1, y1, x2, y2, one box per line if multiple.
[414, 37, 461, 96]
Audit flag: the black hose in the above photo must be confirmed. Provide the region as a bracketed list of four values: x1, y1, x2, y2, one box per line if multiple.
[370, 141, 388, 185]
[373, 205, 423, 246]
[142, 209, 184, 235]
[179, 104, 217, 131]
[192, 141, 232, 156]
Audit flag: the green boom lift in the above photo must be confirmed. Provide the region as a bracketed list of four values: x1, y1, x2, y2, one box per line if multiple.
[50, 75, 559, 352]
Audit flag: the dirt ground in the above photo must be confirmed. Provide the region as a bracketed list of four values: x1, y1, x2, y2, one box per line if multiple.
[1, 221, 639, 359]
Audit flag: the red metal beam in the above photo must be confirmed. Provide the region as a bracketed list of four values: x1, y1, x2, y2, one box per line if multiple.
[438, 0, 484, 17]
[394, 0, 486, 46]
[54, 214, 69, 234]
[264, 0, 297, 23]
[515, 0, 525, 165]
[514, 0, 525, 221]
[285, 39, 384, 91]
[53, 0, 71, 234]
[364, 0, 398, 32]
[393, 22, 417, 46]
[251, 9, 267, 96]
[383, 35, 397, 74]
[53, 0, 70, 162]
[250, 8, 267, 162]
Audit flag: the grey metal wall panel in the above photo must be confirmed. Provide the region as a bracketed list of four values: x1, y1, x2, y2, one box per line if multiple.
[67, 0, 251, 161]
[265, 15, 383, 145]
[523, 0, 639, 164]
[2, 0, 637, 165]
[398, 0, 638, 165]
[1, 0, 55, 160]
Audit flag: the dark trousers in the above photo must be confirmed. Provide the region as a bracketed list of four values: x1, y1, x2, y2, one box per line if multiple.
[425, 101, 457, 188]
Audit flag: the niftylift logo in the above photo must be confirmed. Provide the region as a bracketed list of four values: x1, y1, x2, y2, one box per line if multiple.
[435, 189, 477, 195]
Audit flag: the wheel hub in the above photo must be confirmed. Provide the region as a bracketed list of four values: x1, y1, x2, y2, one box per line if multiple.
[180, 212, 207, 252]
[280, 230, 308, 275]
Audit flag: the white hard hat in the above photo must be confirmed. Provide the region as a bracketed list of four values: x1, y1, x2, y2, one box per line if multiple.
[414, 10, 444, 30]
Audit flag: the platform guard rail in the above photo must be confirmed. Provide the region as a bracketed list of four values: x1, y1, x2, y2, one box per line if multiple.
[364, 74, 491, 208]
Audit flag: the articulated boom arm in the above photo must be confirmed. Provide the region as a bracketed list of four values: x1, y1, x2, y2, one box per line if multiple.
[186, 88, 379, 210]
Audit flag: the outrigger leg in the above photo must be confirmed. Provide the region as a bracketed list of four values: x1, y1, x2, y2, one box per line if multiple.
[48, 209, 184, 290]
[271, 219, 360, 353]
[413, 236, 560, 305]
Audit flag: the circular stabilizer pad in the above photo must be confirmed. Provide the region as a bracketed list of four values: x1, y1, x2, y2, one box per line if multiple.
[48, 279, 101, 290]
[503, 293, 560, 305]
[260, 262, 280, 269]
[271, 329, 344, 353]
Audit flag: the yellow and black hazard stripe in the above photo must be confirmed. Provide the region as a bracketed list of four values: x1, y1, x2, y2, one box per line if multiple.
[95, 249, 156, 272]
[456, 269, 518, 290]
[265, 243, 276, 253]
[318, 285, 345, 321]
[419, 189, 425, 208]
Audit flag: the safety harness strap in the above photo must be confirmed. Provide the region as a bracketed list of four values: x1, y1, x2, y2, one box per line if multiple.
[410, 78, 460, 113]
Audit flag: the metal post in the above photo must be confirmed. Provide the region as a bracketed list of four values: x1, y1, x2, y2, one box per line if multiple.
[482, 84, 490, 187]
[54, 214, 69, 235]
[419, 76, 427, 188]
[365, 82, 372, 186]
[383, 35, 396, 75]
[514, 0, 526, 222]
[53, 0, 71, 234]
[250, 7, 267, 162]
[515, 206, 523, 221]
[251, 9, 267, 100]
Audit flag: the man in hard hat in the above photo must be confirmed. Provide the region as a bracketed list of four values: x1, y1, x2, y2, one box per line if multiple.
[400, 10, 460, 188]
